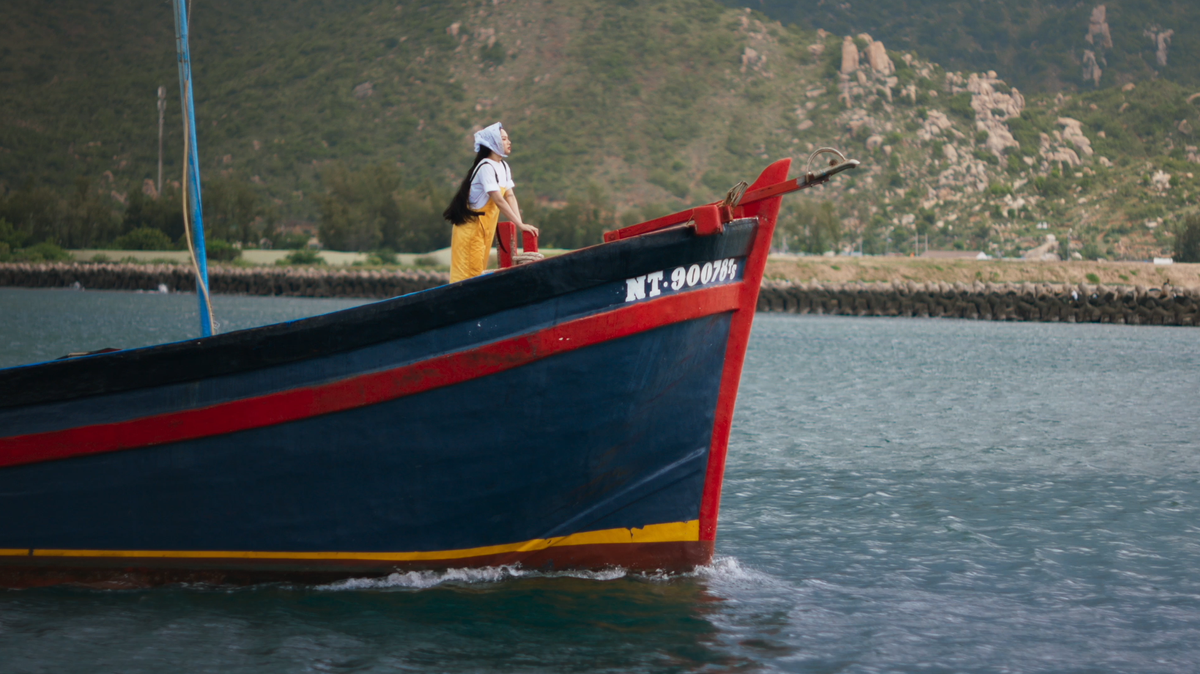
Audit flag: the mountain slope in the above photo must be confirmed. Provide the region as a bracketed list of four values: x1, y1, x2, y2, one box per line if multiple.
[1, 0, 1198, 260]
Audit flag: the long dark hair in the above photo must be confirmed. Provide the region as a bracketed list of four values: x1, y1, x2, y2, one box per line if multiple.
[443, 148, 493, 225]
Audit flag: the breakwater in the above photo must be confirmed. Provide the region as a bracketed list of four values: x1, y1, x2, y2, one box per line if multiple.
[0, 263, 447, 299]
[758, 280, 1200, 326]
[3, 264, 1199, 326]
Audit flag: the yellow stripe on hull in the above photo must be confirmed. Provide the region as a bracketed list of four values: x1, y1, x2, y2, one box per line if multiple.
[16, 520, 699, 563]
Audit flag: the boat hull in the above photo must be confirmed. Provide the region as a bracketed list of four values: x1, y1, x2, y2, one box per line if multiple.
[0, 160, 793, 587]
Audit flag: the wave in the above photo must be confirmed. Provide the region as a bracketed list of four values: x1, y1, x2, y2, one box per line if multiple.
[317, 564, 629, 590]
[316, 554, 781, 591]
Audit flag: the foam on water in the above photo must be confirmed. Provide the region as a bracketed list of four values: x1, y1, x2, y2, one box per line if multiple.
[692, 555, 782, 588]
[316, 555, 790, 592]
[318, 565, 529, 590]
[317, 564, 631, 591]
[311, 557, 795, 592]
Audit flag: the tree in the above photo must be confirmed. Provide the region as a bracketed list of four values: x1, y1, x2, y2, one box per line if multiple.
[314, 163, 397, 252]
[1175, 214, 1200, 263]
[0, 180, 62, 247]
[530, 184, 616, 250]
[203, 176, 271, 245]
[387, 180, 452, 254]
[123, 187, 185, 244]
[0, 178, 119, 249]
[776, 201, 841, 254]
[61, 177, 120, 248]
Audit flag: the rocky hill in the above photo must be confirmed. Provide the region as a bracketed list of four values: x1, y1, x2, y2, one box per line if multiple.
[1, 0, 1198, 259]
[725, 0, 1200, 94]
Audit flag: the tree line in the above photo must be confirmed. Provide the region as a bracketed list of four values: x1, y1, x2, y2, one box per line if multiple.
[0, 174, 278, 260]
[312, 163, 625, 254]
[0, 164, 622, 261]
[7, 168, 1197, 263]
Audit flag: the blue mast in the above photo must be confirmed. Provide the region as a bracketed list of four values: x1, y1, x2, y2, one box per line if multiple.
[171, 0, 213, 337]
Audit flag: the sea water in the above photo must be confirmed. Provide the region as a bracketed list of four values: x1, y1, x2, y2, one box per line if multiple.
[1, 287, 1198, 673]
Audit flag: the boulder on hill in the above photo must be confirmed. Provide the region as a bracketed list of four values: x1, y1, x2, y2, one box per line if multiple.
[840, 36, 859, 74]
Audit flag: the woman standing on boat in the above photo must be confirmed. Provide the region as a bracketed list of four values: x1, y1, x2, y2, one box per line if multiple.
[443, 123, 538, 282]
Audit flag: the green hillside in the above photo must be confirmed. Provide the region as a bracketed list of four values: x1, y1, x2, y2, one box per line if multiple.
[1, 0, 1199, 262]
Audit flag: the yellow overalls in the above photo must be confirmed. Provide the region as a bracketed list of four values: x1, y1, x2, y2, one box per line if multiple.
[450, 185, 505, 283]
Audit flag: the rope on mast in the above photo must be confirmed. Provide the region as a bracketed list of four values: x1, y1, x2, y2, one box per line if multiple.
[180, 80, 215, 334]
[172, 0, 215, 336]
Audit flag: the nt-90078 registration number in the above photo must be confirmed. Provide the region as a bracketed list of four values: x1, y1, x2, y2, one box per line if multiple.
[624, 258, 740, 303]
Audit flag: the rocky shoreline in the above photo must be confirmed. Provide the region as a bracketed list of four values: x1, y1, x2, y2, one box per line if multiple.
[3, 263, 1199, 326]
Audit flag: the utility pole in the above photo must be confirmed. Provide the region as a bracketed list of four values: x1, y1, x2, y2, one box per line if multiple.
[157, 85, 166, 196]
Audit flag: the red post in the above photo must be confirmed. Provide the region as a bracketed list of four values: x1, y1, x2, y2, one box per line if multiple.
[691, 204, 724, 237]
[497, 221, 516, 269]
[497, 222, 538, 269]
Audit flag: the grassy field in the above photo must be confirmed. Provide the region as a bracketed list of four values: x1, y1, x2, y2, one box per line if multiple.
[765, 256, 1200, 288]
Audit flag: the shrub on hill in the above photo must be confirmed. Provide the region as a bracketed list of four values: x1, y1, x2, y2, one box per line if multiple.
[1, 241, 72, 262]
[205, 238, 242, 262]
[112, 227, 175, 251]
[0, 218, 22, 251]
[279, 248, 325, 265]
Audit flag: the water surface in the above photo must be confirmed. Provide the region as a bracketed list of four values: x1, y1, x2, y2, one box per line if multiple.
[1, 288, 1198, 672]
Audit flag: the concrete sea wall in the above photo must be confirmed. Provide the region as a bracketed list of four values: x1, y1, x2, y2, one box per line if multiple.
[757, 280, 1200, 326]
[0, 263, 448, 299]
[3, 264, 1199, 326]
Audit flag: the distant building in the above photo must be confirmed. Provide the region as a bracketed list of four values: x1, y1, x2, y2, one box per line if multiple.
[920, 250, 989, 260]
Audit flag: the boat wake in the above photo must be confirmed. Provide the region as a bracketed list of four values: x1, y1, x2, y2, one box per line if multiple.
[317, 564, 629, 590]
[692, 555, 778, 586]
[316, 555, 779, 591]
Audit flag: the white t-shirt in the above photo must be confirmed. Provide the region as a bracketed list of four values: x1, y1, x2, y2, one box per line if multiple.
[468, 159, 515, 210]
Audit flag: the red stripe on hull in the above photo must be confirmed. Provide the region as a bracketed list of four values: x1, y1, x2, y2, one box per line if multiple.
[0, 284, 741, 470]
[698, 159, 791, 541]
[0, 541, 715, 589]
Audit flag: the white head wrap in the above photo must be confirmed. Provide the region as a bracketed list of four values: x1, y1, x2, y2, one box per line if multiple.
[473, 122, 507, 157]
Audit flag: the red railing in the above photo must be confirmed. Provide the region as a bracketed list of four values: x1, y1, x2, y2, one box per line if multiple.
[601, 159, 859, 243]
[497, 158, 859, 266]
[497, 221, 539, 269]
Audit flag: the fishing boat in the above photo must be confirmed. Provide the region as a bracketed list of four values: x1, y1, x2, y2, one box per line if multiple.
[0, 155, 855, 587]
[0, 0, 858, 587]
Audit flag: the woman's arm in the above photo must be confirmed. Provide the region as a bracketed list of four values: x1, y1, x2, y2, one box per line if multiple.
[504, 190, 537, 235]
[488, 190, 539, 235]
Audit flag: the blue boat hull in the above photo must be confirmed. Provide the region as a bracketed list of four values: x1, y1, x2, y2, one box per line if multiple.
[0, 160, 800, 587]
